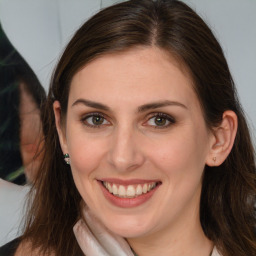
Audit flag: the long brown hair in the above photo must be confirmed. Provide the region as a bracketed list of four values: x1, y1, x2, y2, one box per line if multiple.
[22, 1, 256, 255]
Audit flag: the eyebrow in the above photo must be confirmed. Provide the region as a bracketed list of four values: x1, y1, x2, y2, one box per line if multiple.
[138, 100, 187, 112]
[72, 99, 187, 112]
[72, 99, 110, 111]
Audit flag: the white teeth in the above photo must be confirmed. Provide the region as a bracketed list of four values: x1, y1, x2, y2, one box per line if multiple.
[112, 184, 118, 195]
[107, 183, 112, 193]
[127, 185, 136, 197]
[142, 184, 148, 193]
[118, 185, 126, 197]
[103, 181, 157, 198]
[136, 184, 142, 195]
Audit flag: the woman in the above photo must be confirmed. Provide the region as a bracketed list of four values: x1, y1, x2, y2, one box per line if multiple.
[2, 0, 255, 255]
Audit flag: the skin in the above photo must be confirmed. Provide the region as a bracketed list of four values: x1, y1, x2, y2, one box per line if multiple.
[53, 47, 237, 256]
[19, 83, 44, 182]
[14, 47, 237, 256]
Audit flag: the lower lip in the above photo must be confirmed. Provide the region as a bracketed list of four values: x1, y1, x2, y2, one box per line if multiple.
[98, 181, 160, 208]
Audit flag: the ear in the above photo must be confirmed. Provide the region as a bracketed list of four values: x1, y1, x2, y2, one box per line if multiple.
[53, 101, 68, 154]
[206, 110, 238, 167]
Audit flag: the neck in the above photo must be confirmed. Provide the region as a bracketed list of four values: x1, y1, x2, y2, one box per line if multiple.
[127, 204, 213, 256]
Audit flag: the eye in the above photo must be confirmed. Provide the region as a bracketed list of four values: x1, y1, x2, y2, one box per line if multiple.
[81, 113, 110, 128]
[146, 113, 175, 128]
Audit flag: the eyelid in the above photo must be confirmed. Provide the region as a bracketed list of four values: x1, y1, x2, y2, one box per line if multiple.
[148, 112, 175, 121]
[81, 111, 106, 119]
[144, 112, 176, 128]
[80, 112, 111, 128]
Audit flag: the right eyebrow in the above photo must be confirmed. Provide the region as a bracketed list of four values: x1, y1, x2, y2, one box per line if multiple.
[138, 100, 187, 112]
[71, 99, 110, 111]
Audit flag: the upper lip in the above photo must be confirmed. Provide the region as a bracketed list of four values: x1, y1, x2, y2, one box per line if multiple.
[98, 178, 161, 185]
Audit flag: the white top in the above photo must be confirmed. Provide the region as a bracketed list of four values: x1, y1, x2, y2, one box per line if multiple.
[0, 179, 30, 246]
[212, 246, 221, 256]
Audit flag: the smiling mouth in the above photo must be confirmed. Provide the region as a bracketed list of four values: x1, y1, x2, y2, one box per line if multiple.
[101, 181, 161, 198]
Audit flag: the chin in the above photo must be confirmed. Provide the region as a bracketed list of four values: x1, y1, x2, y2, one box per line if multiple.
[111, 227, 149, 239]
[102, 216, 153, 238]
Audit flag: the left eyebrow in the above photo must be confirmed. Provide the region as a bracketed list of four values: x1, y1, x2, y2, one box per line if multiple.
[138, 100, 187, 112]
[71, 99, 110, 111]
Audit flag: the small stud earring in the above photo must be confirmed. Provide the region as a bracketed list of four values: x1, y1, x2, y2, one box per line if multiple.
[64, 153, 70, 165]
[213, 157, 216, 164]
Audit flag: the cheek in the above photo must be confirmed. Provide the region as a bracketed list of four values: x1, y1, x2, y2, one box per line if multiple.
[145, 130, 208, 222]
[146, 125, 209, 192]
[68, 138, 105, 176]
[65, 124, 109, 186]
[66, 134, 106, 206]
[151, 133, 205, 171]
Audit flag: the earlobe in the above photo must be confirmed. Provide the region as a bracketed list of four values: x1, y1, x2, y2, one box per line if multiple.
[53, 101, 68, 154]
[206, 110, 238, 167]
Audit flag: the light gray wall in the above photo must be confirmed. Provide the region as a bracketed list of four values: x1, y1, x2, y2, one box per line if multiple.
[184, 0, 256, 143]
[0, 0, 255, 141]
[0, 0, 103, 91]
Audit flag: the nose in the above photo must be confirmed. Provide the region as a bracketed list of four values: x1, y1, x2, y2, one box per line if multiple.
[107, 125, 145, 172]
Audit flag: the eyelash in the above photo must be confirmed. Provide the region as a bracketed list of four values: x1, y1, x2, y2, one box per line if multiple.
[145, 112, 176, 129]
[81, 112, 110, 128]
[80, 112, 176, 129]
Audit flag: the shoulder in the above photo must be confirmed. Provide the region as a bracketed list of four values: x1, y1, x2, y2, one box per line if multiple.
[0, 237, 20, 256]
[12, 240, 33, 256]
[13, 240, 55, 256]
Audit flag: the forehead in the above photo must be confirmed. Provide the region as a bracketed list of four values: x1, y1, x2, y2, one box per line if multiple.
[69, 47, 198, 110]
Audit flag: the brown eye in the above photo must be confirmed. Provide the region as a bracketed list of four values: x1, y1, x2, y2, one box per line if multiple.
[146, 113, 175, 128]
[154, 116, 167, 126]
[92, 116, 104, 125]
[82, 113, 110, 128]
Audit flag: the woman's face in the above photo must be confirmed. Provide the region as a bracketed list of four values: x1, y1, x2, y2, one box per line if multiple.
[56, 47, 215, 239]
